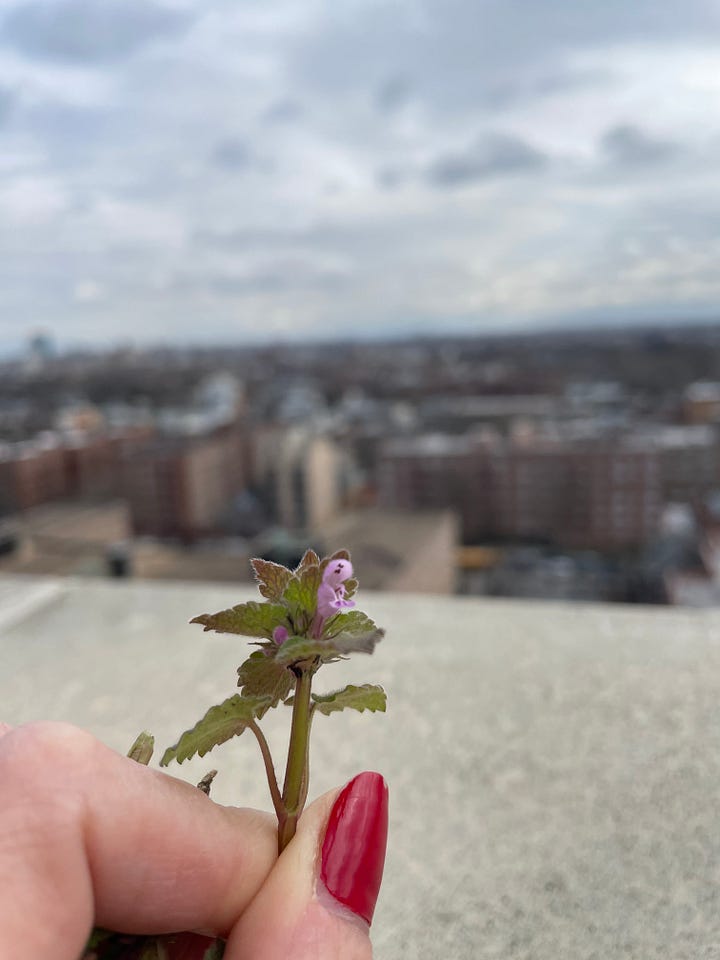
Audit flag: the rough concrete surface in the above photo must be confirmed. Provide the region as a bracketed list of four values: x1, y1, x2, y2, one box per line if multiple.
[2, 574, 720, 959]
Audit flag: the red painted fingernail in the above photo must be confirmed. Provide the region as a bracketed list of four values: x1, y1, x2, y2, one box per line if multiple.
[165, 933, 218, 960]
[320, 771, 388, 925]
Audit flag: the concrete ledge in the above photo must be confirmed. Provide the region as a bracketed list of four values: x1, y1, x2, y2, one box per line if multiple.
[2, 573, 720, 958]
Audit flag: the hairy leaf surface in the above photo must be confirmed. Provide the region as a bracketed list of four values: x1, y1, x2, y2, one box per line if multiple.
[275, 636, 340, 668]
[161, 694, 272, 766]
[250, 558, 292, 602]
[312, 684, 387, 716]
[237, 650, 294, 716]
[323, 610, 385, 654]
[191, 601, 288, 639]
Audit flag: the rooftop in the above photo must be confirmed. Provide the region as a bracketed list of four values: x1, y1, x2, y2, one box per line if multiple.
[2, 574, 720, 958]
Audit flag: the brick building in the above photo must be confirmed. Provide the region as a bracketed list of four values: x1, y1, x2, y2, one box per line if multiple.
[121, 426, 246, 540]
[379, 426, 714, 550]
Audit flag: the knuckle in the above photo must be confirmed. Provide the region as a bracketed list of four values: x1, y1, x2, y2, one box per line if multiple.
[0, 721, 100, 821]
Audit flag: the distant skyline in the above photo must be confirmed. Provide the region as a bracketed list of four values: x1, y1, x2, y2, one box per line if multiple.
[1, 0, 720, 348]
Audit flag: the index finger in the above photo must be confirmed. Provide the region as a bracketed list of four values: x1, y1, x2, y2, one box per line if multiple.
[0, 722, 277, 959]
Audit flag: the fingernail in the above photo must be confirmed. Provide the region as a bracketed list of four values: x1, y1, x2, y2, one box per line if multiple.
[320, 771, 388, 925]
[165, 933, 219, 960]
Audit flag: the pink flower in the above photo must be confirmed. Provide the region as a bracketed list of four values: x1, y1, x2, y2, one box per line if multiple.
[273, 625, 289, 645]
[316, 558, 355, 623]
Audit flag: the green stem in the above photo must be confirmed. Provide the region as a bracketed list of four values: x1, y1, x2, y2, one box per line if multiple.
[277, 665, 314, 854]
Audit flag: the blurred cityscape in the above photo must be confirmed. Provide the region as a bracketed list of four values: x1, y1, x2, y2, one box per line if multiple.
[3, 323, 720, 605]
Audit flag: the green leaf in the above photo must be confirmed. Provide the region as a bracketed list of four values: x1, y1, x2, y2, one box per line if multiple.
[323, 610, 385, 655]
[275, 636, 340, 668]
[191, 601, 288, 639]
[160, 694, 272, 766]
[126, 731, 154, 765]
[250, 558, 293, 602]
[282, 565, 322, 633]
[312, 683, 387, 716]
[237, 650, 294, 716]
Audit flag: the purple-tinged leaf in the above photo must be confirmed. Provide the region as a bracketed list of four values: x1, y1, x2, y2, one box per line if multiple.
[295, 548, 320, 571]
[250, 558, 293, 602]
[237, 650, 294, 715]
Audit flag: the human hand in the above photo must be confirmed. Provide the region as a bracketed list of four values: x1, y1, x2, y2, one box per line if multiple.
[0, 722, 388, 960]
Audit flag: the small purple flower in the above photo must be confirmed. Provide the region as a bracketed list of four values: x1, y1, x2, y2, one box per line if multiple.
[273, 625, 289, 645]
[316, 558, 355, 623]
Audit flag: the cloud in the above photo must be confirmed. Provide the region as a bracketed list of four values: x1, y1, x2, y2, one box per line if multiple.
[374, 75, 412, 113]
[1, 0, 719, 347]
[211, 138, 252, 170]
[376, 165, 409, 190]
[73, 279, 105, 303]
[600, 124, 679, 167]
[290, 0, 720, 116]
[0, 85, 15, 124]
[261, 98, 303, 124]
[1, 0, 189, 62]
[426, 134, 547, 187]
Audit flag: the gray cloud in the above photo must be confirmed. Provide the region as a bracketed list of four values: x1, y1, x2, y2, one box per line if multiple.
[1, 0, 719, 347]
[481, 67, 610, 109]
[211, 138, 252, 170]
[601, 124, 680, 167]
[426, 134, 547, 187]
[376, 165, 409, 191]
[291, 0, 720, 115]
[1, 0, 189, 62]
[261, 98, 303, 125]
[0, 87, 16, 125]
[374, 75, 412, 113]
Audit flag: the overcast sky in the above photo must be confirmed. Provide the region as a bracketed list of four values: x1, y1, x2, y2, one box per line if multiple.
[1, 0, 720, 350]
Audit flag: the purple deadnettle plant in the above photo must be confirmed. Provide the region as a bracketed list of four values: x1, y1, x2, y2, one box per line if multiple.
[85, 548, 386, 960]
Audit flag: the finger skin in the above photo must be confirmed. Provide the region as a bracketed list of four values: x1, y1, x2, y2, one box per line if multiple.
[228, 788, 374, 960]
[0, 722, 276, 959]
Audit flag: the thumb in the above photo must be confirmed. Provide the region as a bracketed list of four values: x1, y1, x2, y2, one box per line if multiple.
[227, 772, 388, 960]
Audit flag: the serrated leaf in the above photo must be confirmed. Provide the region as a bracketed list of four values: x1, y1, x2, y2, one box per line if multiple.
[343, 577, 359, 601]
[191, 601, 288, 639]
[237, 650, 294, 715]
[161, 694, 272, 766]
[319, 548, 351, 574]
[250, 558, 293, 602]
[275, 636, 340, 667]
[312, 683, 387, 716]
[126, 731, 154, 765]
[323, 609, 385, 655]
[334, 627, 384, 655]
[295, 548, 320, 571]
[283, 565, 322, 632]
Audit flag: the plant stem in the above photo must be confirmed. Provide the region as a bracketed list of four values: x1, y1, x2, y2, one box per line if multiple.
[277, 665, 313, 854]
[248, 719, 282, 819]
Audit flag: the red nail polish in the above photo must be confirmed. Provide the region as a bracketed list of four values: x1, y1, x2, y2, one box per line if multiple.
[320, 771, 388, 925]
[165, 933, 218, 960]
